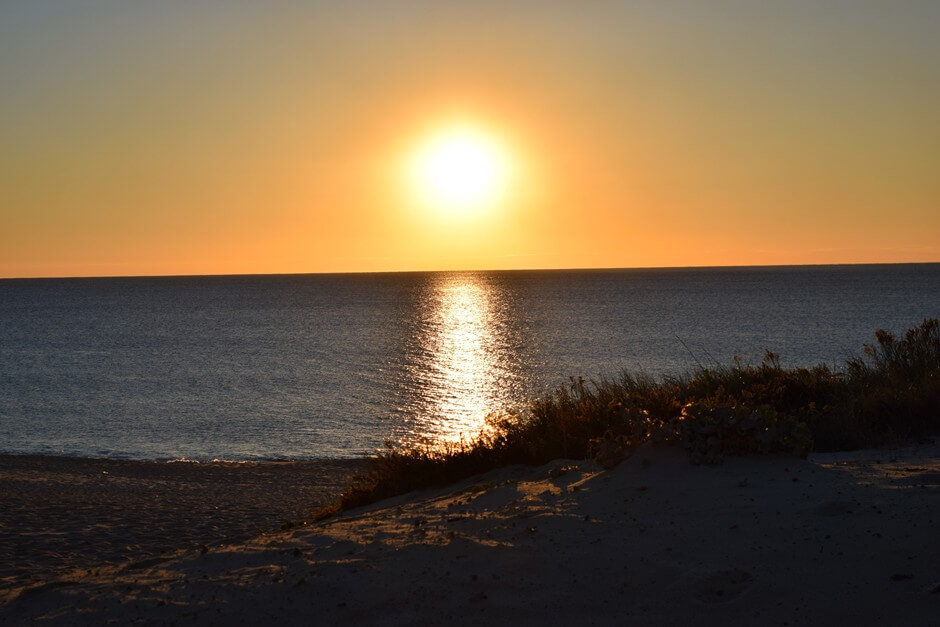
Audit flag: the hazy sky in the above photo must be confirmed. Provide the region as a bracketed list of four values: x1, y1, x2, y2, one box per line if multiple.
[2, 1, 938, 277]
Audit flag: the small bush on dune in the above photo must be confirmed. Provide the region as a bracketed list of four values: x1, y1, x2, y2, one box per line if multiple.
[336, 319, 940, 513]
[821, 317, 940, 450]
[848, 318, 940, 381]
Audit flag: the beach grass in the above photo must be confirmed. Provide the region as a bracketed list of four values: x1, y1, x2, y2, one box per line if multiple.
[331, 319, 940, 514]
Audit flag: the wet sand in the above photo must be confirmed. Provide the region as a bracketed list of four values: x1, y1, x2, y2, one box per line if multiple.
[0, 455, 365, 596]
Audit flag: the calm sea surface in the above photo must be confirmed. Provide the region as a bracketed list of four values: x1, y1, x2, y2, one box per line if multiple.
[1, 264, 937, 460]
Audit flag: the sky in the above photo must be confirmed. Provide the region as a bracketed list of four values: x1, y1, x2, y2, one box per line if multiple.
[1, 0, 938, 278]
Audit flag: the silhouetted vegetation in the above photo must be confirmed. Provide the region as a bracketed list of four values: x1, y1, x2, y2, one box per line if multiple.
[331, 319, 940, 514]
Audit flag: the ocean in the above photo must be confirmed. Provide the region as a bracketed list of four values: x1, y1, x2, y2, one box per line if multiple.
[1, 264, 937, 460]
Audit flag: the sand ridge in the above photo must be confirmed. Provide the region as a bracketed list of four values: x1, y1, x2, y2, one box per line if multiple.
[1, 444, 938, 625]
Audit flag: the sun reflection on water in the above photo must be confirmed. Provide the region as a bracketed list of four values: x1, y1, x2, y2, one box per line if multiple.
[402, 274, 526, 447]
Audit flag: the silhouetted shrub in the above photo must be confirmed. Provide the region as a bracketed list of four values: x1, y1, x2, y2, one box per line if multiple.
[335, 319, 940, 512]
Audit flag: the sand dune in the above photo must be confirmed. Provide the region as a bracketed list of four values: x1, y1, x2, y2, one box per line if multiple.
[2, 443, 938, 625]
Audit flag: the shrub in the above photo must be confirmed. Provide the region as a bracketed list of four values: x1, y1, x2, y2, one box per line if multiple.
[334, 319, 940, 512]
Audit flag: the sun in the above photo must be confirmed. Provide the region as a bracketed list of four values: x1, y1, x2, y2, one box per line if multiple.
[410, 124, 511, 214]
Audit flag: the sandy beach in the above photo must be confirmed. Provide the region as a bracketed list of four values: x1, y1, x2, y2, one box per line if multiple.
[1, 443, 938, 625]
[0, 456, 365, 598]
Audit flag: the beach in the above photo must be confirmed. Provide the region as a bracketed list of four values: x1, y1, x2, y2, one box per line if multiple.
[1, 443, 937, 625]
[0, 456, 365, 599]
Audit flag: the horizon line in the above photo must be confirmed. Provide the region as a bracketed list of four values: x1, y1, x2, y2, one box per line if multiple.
[1, 260, 937, 281]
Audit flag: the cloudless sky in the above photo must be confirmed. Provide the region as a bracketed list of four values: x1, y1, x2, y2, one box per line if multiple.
[1, 0, 938, 277]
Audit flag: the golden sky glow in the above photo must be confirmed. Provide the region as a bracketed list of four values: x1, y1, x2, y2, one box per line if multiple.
[1, 1, 938, 278]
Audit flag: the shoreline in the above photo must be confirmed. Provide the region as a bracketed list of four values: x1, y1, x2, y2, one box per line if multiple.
[0, 453, 369, 469]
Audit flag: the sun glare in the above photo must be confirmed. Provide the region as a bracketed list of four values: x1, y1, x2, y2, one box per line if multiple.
[410, 124, 511, 214]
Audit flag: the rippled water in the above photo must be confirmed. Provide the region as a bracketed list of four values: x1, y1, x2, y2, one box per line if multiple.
[1, 264, 937, 460]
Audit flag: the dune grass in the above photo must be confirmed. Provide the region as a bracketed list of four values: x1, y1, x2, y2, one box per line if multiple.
[328, 319, 940, 515]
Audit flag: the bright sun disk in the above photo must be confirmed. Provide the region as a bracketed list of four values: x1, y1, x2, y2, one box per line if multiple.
[410, 125, 510, 213]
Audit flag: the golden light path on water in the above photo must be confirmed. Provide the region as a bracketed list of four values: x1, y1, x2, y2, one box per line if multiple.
[402, 273, 528, 448]
[427, 280, 493, 436]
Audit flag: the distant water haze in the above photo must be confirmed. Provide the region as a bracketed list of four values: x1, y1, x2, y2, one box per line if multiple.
[0, 264, 937, 460]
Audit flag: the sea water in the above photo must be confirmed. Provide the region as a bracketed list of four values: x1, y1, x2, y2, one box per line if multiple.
[0, 264, 937, 460]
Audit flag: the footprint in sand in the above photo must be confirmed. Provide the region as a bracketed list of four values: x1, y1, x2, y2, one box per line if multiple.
[695, 569, 753, 603]
[813, 501, 855, 516]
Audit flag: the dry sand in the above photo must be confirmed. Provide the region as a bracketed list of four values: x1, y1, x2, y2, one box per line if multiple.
[0, 456, 364, 595]
[1, 443, 938, 625]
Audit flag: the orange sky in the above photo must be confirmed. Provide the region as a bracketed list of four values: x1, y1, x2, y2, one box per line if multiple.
[1, 2, 938, 278]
